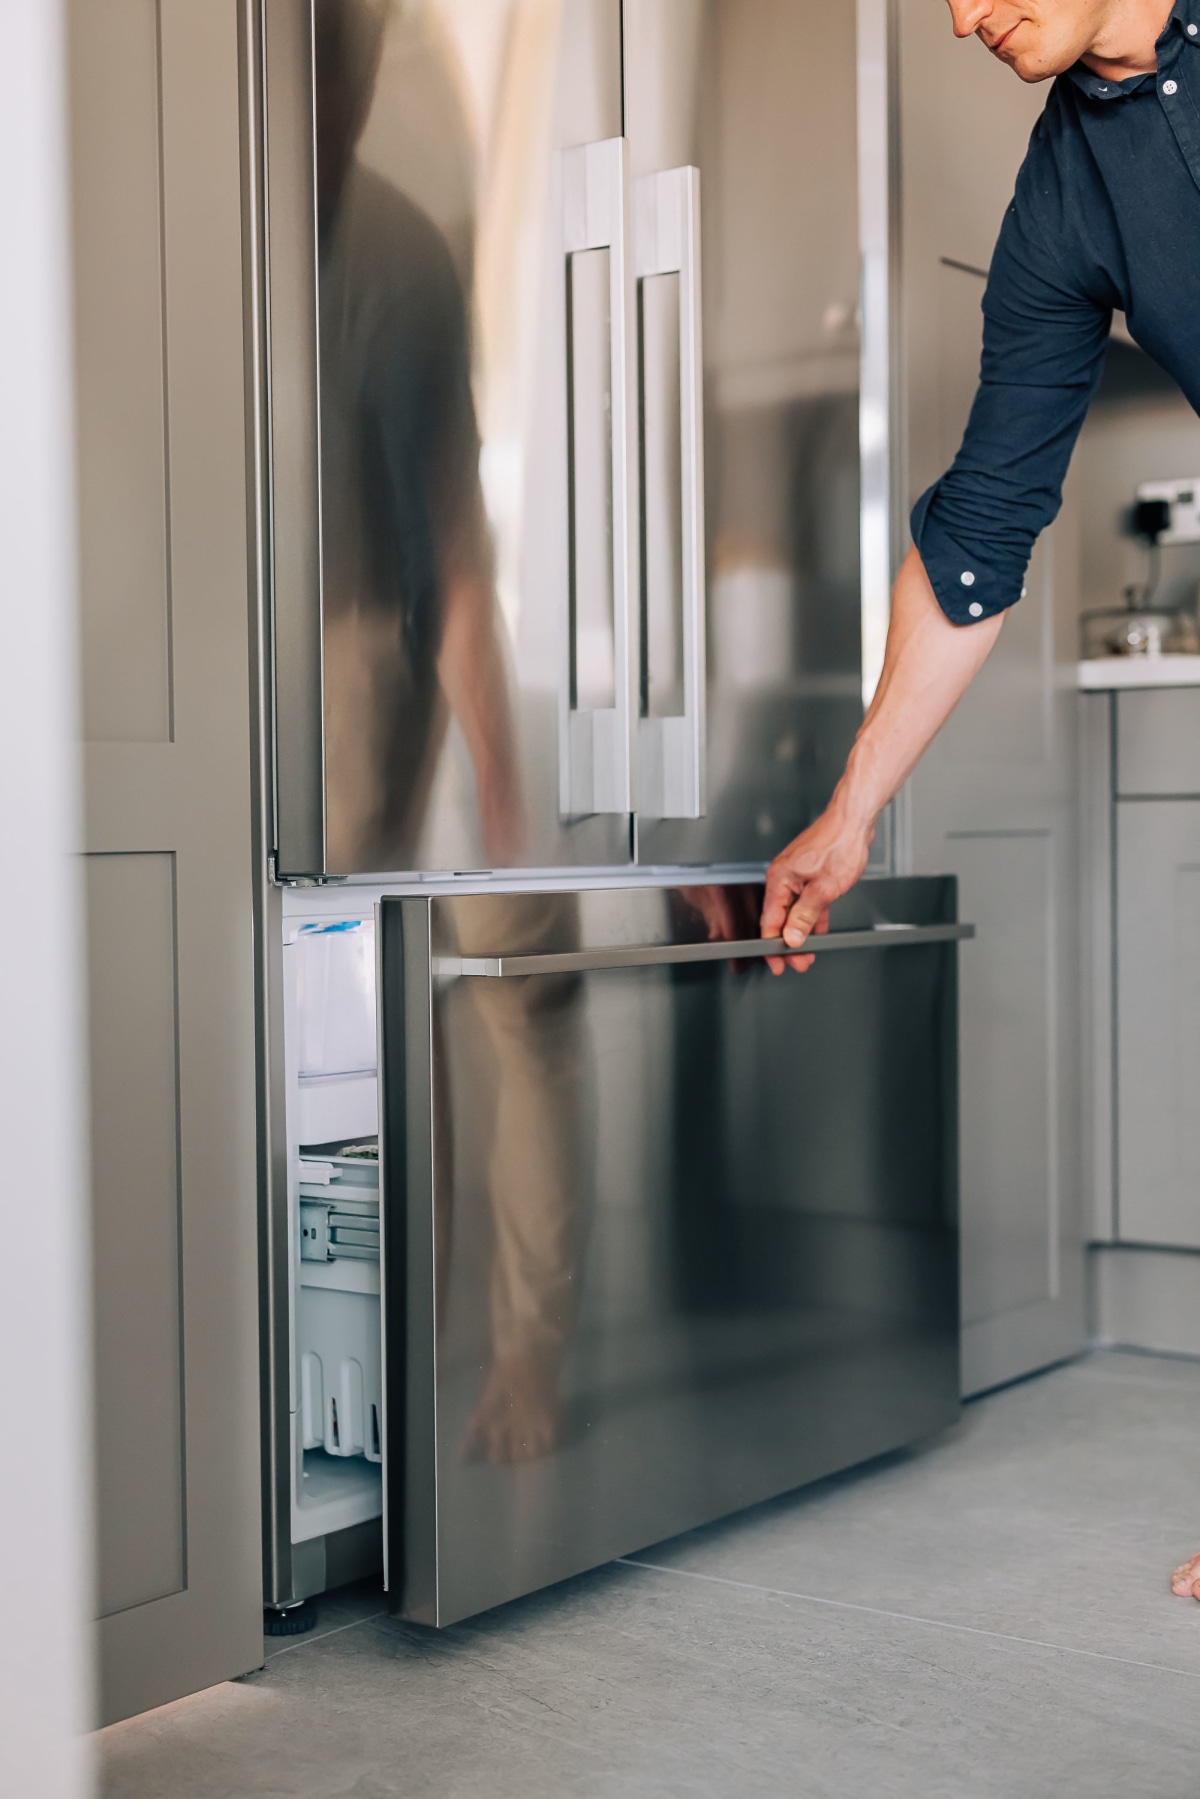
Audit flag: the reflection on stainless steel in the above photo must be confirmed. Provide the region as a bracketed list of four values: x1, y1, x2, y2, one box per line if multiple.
[433, 892, 585, 1467]
[315, 0, 525, 873]
[286, 0, 630, 875]
[267, 0, 874, 875]
[381, 878, 962, 1626]
[625, 0, 866, 861]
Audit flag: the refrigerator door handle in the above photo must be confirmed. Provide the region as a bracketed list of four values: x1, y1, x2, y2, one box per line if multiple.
[560, 138, 637, 818]
[436, 921, 974, 979]
[634, 165, 706, 820]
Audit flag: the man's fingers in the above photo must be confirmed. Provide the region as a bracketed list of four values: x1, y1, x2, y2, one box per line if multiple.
[782, 880, 836, 949]
[761, 865, 801, 939]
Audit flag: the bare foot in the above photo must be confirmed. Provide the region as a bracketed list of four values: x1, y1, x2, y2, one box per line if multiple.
[1170, 1552, 1200, 1598]
[460, 1350, 562, 1465]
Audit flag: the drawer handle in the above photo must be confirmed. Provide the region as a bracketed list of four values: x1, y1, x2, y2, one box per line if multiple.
[435, 922, 974, 979]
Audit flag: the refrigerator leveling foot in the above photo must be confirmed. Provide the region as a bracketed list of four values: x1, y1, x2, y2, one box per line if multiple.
[263, 1599, 318, 1637]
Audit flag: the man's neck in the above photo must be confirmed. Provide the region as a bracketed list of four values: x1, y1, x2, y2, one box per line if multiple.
[1081, 0, 1176, 80]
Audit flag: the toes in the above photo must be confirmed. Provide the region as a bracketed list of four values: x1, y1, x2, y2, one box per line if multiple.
[1171, 1554, 1200, 1594]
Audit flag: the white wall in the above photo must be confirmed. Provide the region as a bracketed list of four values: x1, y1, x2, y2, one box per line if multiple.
[0, 0, 95, 1791]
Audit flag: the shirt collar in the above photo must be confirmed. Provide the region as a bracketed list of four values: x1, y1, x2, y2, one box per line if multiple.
[1067, 0, 1197, 102]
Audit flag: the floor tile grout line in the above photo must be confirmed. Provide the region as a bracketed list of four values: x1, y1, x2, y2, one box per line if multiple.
[617, 1559, 1200, 1682]
[264, 1609, 390, 1662]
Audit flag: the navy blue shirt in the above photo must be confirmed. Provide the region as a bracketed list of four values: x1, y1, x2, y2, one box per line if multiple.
[913, 0, 1200, 625]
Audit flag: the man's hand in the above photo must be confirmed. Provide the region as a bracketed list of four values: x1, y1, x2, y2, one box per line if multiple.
[760, 546, 1005, 973]
[761, 805, 873, 974]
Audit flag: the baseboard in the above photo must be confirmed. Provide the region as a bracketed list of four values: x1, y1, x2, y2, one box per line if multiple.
[1089, 1244, 1200, 1358]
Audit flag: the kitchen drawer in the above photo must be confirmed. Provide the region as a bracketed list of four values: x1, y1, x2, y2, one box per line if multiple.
[1116, 689, 1200, 797]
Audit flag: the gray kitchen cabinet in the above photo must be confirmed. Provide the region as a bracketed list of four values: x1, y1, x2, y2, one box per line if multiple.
[1084, 688, 1200, 1258]
[72, 0, 263, 1721]
[1116, 798, 1200, 1249]
[1116, 689, 1200, 797]
[896, 0, 1085, 1395]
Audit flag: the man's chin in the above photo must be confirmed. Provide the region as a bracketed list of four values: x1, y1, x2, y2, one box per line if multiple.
[1000, 47, 1061, 83]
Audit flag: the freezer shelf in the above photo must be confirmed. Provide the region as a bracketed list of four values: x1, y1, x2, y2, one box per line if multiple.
[294, 1453, 382, 1544]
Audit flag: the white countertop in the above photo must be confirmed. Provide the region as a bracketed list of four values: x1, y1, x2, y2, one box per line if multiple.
[1078, 656, 1200, 690]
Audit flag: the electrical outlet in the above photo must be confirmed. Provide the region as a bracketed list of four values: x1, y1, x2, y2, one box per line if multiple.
[1136, 478, 1200, 545]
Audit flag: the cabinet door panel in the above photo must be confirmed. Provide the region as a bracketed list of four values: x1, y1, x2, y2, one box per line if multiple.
[1117, 800, 1200, 1248]
[77, 0, 262, 1721]
[1116, 690, 1200, 798]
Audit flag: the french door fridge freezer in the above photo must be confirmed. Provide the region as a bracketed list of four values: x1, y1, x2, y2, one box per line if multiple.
[257, 0, 884, 879]
[249, 0, 933, 1621]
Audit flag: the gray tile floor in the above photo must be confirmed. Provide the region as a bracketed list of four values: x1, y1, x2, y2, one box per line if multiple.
[99, 1350, 1200, 1798]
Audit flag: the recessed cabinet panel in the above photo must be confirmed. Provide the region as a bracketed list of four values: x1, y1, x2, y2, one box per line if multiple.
[1116, 690, 1200, 797]
[87, 852, 186, 1616]
[949, 830, 1058, 1325]
[1117, 800, 1200, 1248]
[71, 0, 172, 744]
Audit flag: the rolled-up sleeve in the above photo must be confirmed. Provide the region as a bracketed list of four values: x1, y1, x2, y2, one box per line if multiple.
[912, 153, 1114, 625]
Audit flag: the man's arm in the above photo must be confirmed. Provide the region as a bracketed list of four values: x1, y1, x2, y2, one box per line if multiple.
[760, 545, 1003, 973]
[762, 102, 1115, 972]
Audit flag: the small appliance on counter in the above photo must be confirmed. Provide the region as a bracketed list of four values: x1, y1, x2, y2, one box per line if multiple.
[1080, 585, 1200, 659]
[1081, 482, 1200, 658]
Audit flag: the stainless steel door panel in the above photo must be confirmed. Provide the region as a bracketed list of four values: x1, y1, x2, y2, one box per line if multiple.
[379, 878, 961, 1626]
[261, 0, 631, 876]
[624, 0, 867, 864]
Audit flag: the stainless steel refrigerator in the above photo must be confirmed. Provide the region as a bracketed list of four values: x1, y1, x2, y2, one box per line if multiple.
[249, 0, 964, 1624]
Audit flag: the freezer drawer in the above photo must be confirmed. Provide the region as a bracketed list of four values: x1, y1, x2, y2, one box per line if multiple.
[378, 878, 964, 1627]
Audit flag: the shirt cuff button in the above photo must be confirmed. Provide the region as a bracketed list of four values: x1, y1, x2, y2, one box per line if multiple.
[960, 570, 976, 587]
[968, 601, 984, 618]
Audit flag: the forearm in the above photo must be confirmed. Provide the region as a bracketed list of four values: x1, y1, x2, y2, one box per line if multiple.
[829, 545, 1004, 835]
[760, 544, 1003, 967]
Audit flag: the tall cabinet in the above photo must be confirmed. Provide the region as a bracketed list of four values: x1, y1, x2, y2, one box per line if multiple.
[1084, 685, 1200, 1351]
[72, 0, 263, 1723]
[895, 1, 1087, 1394]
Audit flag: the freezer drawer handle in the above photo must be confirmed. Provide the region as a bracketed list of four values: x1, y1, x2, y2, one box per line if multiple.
[436, 921, 974, 979]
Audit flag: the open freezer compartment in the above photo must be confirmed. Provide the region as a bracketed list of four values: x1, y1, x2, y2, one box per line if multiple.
[378, 878, 966, 1628]
[284, 917, 385, 1553]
